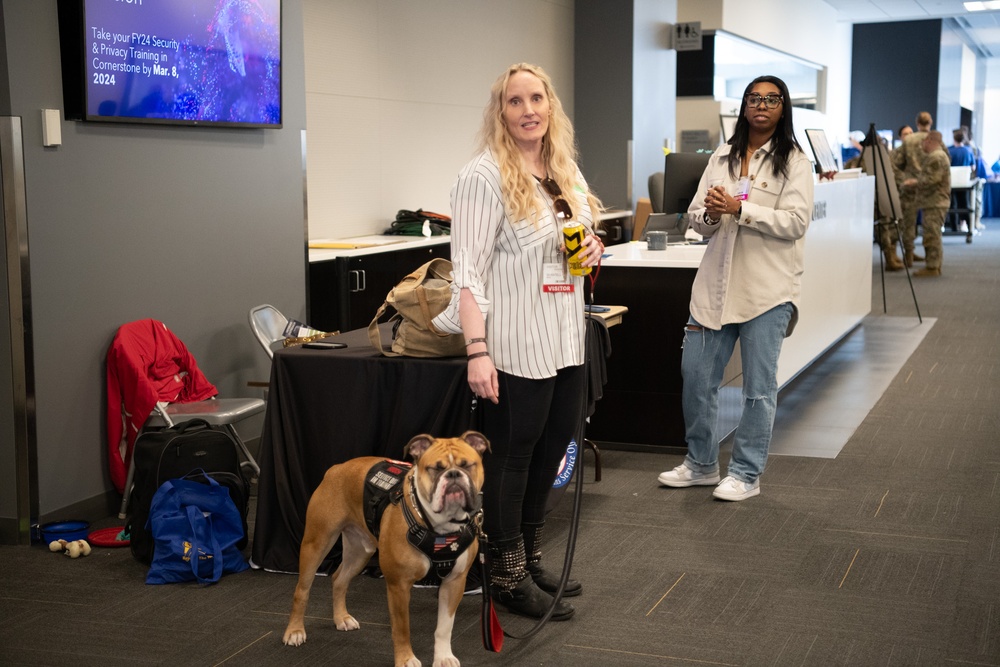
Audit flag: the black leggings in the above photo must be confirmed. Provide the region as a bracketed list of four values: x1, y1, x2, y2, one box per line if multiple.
[479, 364, 586, 542]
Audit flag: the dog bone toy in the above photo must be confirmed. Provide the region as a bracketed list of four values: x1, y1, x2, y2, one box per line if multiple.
[48, 539, 92, 558]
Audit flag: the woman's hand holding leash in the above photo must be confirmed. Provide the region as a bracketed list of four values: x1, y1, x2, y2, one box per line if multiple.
[468, 355, 499, 404]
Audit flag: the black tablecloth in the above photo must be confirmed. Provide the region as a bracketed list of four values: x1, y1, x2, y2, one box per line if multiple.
[250, 326, 476, 574]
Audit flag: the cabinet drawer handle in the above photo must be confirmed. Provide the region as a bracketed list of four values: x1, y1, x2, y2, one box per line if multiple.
[349, 269, 367, 293]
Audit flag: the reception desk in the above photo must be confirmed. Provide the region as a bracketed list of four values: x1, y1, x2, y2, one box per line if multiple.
[586, 176, 875, 449]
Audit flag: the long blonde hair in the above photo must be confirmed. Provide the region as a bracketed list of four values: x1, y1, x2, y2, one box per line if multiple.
[477, 63, 603, 228]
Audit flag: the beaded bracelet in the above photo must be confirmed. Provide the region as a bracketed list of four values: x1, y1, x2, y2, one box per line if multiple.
[465, 337, 487, 346]
[467, 351, 490, 361]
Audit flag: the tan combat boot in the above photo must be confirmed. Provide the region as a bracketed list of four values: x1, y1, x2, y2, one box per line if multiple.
[884, 248, 904, 271]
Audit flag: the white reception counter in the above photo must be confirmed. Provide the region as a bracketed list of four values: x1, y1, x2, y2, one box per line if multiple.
[588, 175, 875, 448]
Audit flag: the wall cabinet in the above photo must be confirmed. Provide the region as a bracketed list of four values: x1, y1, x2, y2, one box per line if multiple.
[308, 243, 450, 333]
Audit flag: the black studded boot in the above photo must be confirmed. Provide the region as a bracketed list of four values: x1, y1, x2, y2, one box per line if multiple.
[488, 535, 574, 620]
[522, 521, 582, 597]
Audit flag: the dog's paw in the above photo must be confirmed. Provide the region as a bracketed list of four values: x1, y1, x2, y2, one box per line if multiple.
[282, 628, 306, 647]
[398, 657, 422, 667]
[433, 654, 460, 667]
[335, 614, 360, 631]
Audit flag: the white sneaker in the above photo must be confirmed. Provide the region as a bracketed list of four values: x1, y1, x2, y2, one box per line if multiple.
[712, 476, 760, 501]
[658, 462, 720, 487]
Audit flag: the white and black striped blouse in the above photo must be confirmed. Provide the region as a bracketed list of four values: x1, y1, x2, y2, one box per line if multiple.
[433, 150, 594, 379]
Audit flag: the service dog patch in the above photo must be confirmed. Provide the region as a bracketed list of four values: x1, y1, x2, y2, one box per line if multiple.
[363, 460, 410, 538]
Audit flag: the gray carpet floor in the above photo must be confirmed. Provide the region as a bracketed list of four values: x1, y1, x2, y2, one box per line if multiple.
[1, 226, 998, 666]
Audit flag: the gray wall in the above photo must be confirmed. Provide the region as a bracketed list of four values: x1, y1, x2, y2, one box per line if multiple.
[631, 0, 677, 209]
[575, 0, 635, 210]
[0, 0, 308, 537]
[575, 0, 676, 211]
[850, 20, 942, 136]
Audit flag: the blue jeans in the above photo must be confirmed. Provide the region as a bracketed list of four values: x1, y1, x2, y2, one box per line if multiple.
[680, 303, 793, 483]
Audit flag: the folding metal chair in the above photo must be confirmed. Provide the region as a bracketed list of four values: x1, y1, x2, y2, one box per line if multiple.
[107, 319, 264, 518]
[248, 304, 289, 359]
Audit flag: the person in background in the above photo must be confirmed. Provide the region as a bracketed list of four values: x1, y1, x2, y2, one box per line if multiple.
[904, 131, 950, 277]
[948, 128, 976, 233]
[433, 62, 604, 619]
[897, 125, 914, 145]
[962, 126, 988, 232]
[657, 75, 813, 501]
[948, 128, 975, 167]
[842, 130, 865, 167]
[892, 111, 936, 267]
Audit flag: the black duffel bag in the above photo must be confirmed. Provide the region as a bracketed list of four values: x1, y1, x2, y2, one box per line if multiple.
[125, 419, 251, 565]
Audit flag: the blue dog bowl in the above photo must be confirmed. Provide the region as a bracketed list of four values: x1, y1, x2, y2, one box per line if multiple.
[39, 520, 90, 543]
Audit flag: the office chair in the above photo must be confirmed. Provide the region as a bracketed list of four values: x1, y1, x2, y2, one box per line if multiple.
[248, 304, 289, 359]
[107, 319, 264, 518]
[648, 171, 665, 214]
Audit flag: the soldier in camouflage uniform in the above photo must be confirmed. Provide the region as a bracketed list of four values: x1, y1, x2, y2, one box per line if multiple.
[902, 131, 950, 276]
[891, 112, 935, 267]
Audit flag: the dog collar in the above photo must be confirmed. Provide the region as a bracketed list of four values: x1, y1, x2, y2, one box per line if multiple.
[401, 471, 479, 579]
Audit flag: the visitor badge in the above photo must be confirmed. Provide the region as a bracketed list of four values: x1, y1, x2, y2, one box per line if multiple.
[542, 262, 574, 293]
[735, 177, 751, 201]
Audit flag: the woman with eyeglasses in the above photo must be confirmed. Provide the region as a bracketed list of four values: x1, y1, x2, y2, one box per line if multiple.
[433, 63, 604, 619]
[658, 75, 814, 501]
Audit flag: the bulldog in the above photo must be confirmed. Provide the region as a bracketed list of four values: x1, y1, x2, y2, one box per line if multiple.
[283, 431, 490, 667]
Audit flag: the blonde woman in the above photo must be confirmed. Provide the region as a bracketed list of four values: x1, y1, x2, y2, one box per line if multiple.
[434, 62, 603, 620]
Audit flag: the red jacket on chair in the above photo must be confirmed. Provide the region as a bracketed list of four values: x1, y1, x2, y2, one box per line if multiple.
[106, 319, 217, 493]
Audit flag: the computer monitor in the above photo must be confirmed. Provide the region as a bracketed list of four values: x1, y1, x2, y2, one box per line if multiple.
[642, 151, 713, 242]
[662, 151, 712, 215]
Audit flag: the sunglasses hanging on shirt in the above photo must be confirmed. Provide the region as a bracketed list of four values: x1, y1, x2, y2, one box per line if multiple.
[538, 177, 575, 220]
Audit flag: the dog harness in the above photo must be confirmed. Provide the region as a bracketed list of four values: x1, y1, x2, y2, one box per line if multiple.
[362, 459, 479, 579]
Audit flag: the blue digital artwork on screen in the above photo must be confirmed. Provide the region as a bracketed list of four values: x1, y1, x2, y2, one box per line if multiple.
[84, 0, 281, 127]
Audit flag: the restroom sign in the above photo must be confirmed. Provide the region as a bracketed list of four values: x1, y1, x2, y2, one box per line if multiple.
[674, 22, 702, 51]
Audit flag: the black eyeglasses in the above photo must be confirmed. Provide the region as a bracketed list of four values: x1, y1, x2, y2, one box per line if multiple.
[539, 177, 574, 220]
[745, 93, 783, 109]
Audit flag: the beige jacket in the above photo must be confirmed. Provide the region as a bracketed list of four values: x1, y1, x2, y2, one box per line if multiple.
[686, 140, 814, 336]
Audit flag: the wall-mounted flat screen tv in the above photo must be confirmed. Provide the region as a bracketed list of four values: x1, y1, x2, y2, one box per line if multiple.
[58, 0, 282, 128]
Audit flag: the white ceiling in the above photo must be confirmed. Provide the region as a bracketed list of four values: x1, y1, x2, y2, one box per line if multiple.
[823, 0, 1000, 57]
